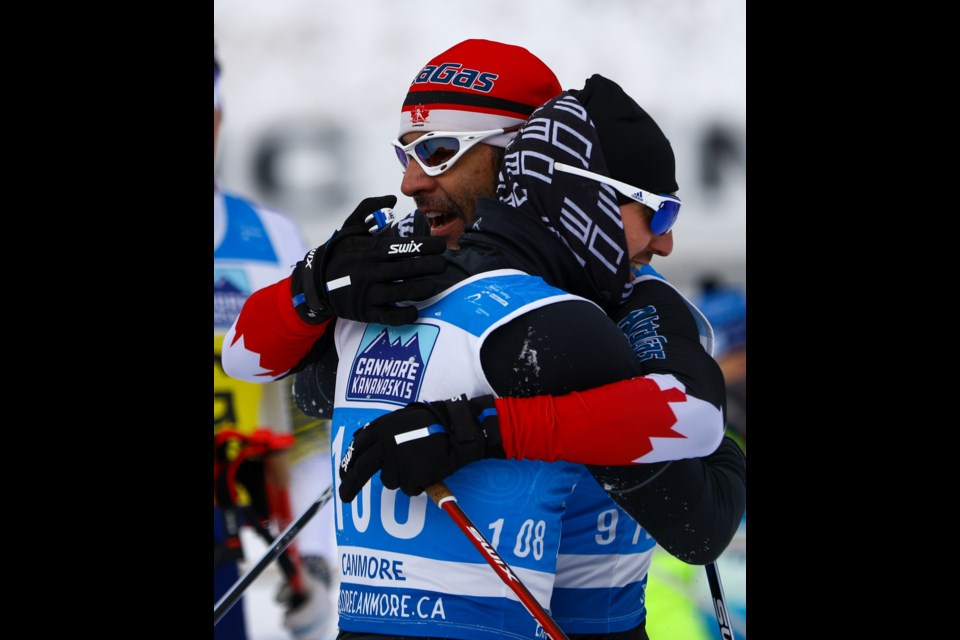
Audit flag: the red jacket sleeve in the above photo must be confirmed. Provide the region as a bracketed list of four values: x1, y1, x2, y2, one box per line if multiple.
[221, 276, 331, 382]
[496, 374, 724, 465]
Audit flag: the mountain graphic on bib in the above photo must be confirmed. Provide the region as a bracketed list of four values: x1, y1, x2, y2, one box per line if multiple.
[347, 326, 436, 405]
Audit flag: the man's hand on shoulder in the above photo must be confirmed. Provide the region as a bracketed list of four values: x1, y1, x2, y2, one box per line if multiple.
[292, 195, 446, 326]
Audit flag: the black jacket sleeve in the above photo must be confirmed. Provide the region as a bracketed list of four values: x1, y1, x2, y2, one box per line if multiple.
[482, 301, 643, 396]
[292, 324, 339, 419]
[588, 436, 746, 564]
[483, 284, 746, 564]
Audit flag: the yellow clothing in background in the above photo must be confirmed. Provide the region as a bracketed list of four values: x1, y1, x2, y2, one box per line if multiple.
[644, 547, 712, 640]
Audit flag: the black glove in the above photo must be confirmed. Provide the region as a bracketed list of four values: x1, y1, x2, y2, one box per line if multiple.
[338, 394, 505, 501]
[291, 195, 446, 326]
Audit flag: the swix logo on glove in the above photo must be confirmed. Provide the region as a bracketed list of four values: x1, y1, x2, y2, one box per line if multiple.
[341, 440, 355, 473]
[388, 241, 424, 255]
[304, 248, 318, 270]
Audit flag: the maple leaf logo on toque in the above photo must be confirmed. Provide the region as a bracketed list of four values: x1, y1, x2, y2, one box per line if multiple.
[411, 104, 429, 124]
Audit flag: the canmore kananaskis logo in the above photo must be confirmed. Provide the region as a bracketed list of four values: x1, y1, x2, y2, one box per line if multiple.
[346, 324, 440, 405]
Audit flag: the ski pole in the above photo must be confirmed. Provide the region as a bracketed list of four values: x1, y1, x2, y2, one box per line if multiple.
[705, 560, 734, 640]
[426, 482, 569, 640]
[214, 484, 334, 625]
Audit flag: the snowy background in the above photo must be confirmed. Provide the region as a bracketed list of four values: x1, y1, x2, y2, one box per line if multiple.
[213, 0, 746, 296]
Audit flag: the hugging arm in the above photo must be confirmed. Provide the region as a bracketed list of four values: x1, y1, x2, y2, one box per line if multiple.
[337, 285, 745, 561]
[221, 198, 445, 383]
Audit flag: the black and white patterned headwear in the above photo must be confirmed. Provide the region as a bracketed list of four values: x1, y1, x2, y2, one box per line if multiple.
[496, 74, 677, 309]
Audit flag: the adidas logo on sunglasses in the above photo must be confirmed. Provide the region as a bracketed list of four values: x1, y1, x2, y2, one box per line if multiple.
[388, 241, 424, 255]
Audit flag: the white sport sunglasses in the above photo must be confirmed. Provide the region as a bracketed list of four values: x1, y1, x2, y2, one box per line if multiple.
[391, 124, 522, 177]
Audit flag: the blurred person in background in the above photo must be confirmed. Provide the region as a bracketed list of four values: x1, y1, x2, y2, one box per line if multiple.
[214, 44, 336, 640]
[692, 275, 746, 638]
[693, 276, 746, 449]
[642, 550, 714, 640]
